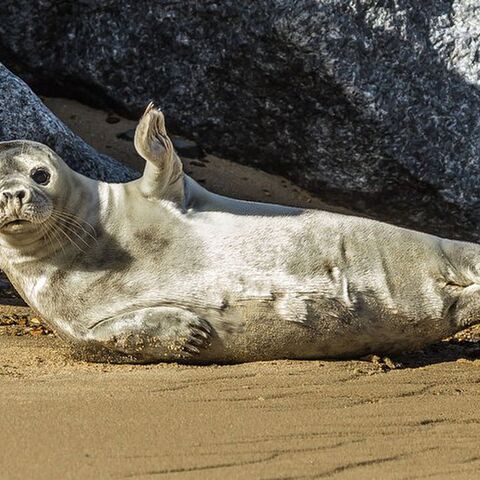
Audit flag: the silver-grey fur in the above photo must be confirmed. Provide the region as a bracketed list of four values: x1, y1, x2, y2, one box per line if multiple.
[1, 105, 479, 363]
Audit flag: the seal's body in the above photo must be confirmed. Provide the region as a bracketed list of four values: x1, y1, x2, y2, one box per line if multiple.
[1, 106, 479, 362]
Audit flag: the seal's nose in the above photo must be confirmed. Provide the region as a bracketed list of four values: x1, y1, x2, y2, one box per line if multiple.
[2, 188, 30, 205]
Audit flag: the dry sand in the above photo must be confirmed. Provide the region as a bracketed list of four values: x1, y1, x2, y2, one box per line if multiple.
[0, 98, 479, 480]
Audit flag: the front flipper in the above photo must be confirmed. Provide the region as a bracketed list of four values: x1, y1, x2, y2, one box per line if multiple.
[134, 103, 184, 204]
[84, 307, 212, 362]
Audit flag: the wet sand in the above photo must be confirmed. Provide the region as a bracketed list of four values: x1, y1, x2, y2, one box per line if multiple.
[0, 98, 479, 479]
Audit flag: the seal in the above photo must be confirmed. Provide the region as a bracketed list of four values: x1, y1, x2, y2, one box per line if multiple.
[1, 104, 479, 363]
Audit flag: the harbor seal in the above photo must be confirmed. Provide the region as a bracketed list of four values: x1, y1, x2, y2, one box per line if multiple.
[0, 104, 479, 363]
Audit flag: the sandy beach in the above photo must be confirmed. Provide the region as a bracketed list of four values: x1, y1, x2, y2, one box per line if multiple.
[0, 98, 479, 479]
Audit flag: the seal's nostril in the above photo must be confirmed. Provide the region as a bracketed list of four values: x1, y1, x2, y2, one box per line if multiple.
[1, 189, 29, 203]
[16, 190, 26, 200]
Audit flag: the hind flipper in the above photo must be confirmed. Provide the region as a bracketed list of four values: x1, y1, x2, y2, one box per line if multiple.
[134, 103, 184, 204]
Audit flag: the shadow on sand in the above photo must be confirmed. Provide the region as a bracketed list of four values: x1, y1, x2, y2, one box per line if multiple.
[392, 337, 480, 369]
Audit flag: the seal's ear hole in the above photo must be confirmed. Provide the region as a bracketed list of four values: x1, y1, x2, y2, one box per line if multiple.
[30, 168, 51, 186]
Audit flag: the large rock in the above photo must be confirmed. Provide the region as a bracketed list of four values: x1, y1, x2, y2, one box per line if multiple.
[1, 1, 480, 240]
[0, 63, 134, 182]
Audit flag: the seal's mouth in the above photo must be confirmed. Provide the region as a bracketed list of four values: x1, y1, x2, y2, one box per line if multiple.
[5, 219, 30, 226]
[0, 218, 31, 231]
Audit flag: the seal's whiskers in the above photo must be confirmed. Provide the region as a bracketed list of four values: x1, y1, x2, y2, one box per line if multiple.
[53, 209, 97, 235]
[40, 224, 55, 252]
[51, 209, 97, 243]
[52, 208, 97, 235]
[41, 222, 66, 255]
[52, 223, 87, 253]
[48, 215, 93, 253]
[53, 218, 91, 249]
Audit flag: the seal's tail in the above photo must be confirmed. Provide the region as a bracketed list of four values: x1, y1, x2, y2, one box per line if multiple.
[439, 238, 480, 329]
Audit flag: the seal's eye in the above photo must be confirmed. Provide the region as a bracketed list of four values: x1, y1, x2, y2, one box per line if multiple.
[30, 168, 51, 186]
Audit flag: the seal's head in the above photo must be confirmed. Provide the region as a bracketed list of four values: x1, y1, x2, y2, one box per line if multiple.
[0, 140, 58, 235]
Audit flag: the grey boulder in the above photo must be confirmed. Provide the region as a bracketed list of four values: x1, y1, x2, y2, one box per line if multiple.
[0, 62, 134, 182]
[1, 1, 480, 240]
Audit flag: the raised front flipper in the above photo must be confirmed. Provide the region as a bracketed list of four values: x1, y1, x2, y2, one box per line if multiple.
[134, 103, 184, 204]
[83, 306, 212, 362]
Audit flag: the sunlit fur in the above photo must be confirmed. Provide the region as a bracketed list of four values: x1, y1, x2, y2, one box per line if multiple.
[0, 109, 480, 363]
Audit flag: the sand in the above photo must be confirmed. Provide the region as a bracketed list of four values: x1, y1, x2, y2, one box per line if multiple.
[0, 98, 479, 480]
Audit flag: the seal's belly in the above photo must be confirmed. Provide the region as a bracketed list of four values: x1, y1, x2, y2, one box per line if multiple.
[192, 223, 479, 360]
[201, 284, 452, 362]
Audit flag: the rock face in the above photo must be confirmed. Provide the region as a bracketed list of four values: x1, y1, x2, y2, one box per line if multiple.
[0, 63, 134, 182]
[1, 1, 480, 240]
